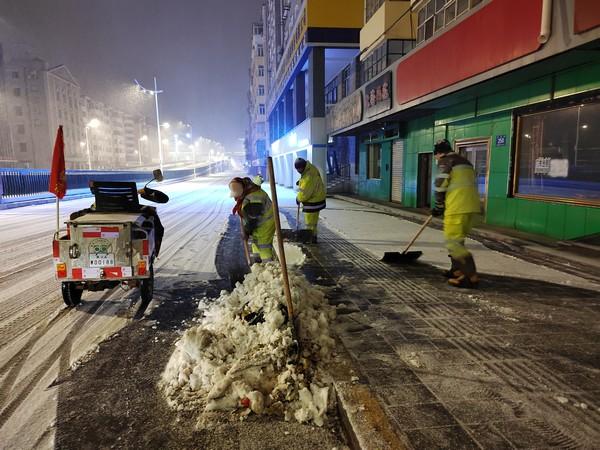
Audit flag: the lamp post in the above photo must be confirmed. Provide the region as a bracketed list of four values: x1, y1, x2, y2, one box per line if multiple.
[134, 77, 164, 172]
[85, 118, 100, 170]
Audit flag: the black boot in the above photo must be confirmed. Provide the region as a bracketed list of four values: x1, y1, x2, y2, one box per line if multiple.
[448, 255, 479, 288]
[443, 256, 462, 278]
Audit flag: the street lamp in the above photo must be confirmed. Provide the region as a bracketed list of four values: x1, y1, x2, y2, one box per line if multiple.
[134, 77, 164, 171]
[85, 118, 100, 170]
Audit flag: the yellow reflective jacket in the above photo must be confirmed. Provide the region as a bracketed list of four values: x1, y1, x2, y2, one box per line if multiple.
[242, 189, 274, 234]
[434, 153, 480, 215]
[297, 161, 326, 212]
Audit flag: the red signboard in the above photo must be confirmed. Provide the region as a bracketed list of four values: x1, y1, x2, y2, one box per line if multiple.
[396, 0, 543, 105]
[574, 0, 600, 34]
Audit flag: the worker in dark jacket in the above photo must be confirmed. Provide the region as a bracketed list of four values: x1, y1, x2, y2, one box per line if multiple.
[432, 139, 481, 288]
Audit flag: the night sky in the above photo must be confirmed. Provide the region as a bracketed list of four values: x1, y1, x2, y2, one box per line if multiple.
[0, 0, 264, 151]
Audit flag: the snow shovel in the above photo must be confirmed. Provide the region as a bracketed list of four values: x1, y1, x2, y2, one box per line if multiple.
[283, 203, 313, 243]
[239, 215, 252, 267]
[382, 215, 433, 263]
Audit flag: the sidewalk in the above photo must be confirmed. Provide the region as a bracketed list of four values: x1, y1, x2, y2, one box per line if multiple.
[330, 194, 600, 283]
[278, 192, 600, 449]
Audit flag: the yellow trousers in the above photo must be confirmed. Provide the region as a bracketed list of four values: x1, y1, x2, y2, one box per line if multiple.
[443, 213, 479, 260]
[304, 211, 320, 234]
[251, 220, 275, 262]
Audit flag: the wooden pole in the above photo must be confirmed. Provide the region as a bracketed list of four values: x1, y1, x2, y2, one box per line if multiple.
[267, 157, 294, 320]
[239, 215, 252, 267]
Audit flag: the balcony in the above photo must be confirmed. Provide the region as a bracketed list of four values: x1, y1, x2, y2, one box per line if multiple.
[361, 0, 414, 53]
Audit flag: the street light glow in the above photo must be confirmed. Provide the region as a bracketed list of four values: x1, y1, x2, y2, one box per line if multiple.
[162, 122, 171, 129]
[139, 134, 148, 141]
[87, 118, 100, 128]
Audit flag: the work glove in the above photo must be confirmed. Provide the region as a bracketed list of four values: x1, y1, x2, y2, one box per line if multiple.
[431, 207, 444, 217]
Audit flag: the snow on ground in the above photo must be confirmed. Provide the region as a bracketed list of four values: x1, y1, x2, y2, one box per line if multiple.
[160, 262, 336, 427]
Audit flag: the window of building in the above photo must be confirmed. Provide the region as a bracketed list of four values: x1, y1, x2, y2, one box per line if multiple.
[325, 77, 338, 106]
[259, 104, 265, 115]
[256, 123, 265, 134]
[19, 143, 27, 153]
[365, 0, 385, 22]
[417, 0, 485, 45]
[12, 71, 19, 79]
[513, 96, 600, 204]
[367, 143, 381, 179]
[360, 42, 387, 84]
[13, 88, 21, 97]
[17, 124, 25, 134]
[341, 64, 352, 98]
[257, 44, 264, 57]
[258, 65, 265, 77]
[256, 139, 266, 158]
[258, 84, 265, 96]
[387, 39, 415, 65]
[15, 106, 23, 116]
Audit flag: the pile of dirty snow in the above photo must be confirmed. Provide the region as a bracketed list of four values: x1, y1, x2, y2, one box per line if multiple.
[160, 263, 336, 426]
[282, 242, 306, 267]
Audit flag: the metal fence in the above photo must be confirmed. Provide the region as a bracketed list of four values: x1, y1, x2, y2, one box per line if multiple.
[0, 161, 230, 201]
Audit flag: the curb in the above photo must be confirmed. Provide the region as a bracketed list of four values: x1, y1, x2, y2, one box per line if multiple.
[330, 342, 410, 450]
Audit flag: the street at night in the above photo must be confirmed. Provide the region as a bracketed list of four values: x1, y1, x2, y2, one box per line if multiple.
[2, 0, 600, 449]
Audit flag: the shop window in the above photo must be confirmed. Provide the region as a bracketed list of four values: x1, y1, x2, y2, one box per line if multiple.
[367, 143, 381, 179]
[514, 98, 600, 204]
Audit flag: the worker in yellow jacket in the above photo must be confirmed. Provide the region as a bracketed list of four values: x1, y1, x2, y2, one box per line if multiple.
[230, 177, 275, 263]
[295, 158, 326, 243]
[432, 140, 481, 288]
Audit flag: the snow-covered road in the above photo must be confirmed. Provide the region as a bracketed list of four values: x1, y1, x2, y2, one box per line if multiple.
[0, 175, 232, 449]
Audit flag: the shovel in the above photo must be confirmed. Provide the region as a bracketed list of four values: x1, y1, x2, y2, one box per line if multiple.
[382, 215, 433, 263]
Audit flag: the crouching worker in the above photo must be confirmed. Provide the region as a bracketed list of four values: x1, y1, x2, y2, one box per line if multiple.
[432, 139, 481, 288]
[294, 158, 326, 243]
[229, 177, 275, 263]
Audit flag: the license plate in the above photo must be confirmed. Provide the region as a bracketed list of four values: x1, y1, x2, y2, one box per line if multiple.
[89, 253, 115, 267]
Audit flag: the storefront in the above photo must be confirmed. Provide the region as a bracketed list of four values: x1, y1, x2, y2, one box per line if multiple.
[401, 59, 600, 239]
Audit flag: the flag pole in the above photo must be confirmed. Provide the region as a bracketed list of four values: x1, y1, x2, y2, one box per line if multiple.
[56, 196, 60, 233]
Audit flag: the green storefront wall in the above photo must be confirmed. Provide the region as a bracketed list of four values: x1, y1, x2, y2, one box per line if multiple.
[398, 59, 600, 240]
[357, 139, 392, 201]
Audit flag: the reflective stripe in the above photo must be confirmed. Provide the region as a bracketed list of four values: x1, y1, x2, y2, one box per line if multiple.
[447, 182, 477, 192]
[435, 187, 447, 192]
[436, 173, 450, 179]
[257, 244, 273, 249]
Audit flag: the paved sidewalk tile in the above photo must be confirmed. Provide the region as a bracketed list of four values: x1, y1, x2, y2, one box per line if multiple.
[297, 219, 600, 450]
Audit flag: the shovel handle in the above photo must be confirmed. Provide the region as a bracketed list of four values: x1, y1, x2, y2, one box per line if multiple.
[239, 215, 252, 267]
[296, 204, 300, 232]
[401, 215, 433, 254]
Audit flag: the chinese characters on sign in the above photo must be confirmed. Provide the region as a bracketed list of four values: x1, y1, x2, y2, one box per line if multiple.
[326, 91, 363, 134]
[534, 157, 569, 177]
[495, 135, 506, 146]
[365, 71, 392, 117]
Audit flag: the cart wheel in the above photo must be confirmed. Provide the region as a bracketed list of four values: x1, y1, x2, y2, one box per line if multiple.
[62, 282, 82, 307]
[140, 264, 154, 306]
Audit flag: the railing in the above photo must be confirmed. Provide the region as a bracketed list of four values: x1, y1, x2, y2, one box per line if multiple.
[0, 161, 230, 202]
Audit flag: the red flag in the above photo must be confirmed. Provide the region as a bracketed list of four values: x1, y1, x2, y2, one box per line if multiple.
[49, 125, 67, 199]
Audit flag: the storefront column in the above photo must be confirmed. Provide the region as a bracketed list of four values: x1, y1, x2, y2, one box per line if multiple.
[294, 71, 306, 124]
[308, 47, 325, 119]
[285, 88, 294, 132]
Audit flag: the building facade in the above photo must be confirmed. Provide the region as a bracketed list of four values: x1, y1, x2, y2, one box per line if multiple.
[246, 14, 268, 176]
[264, 0, 364, 188]
[324, 0, 600, 241]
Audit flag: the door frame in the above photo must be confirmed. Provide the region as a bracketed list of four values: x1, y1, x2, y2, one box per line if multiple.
[416, 152, 433, 208]
[454, 137, 492, 215]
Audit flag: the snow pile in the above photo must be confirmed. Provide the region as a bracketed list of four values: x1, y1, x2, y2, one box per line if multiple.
[160, 263, 336, 426]
[282, 242, 306, 267]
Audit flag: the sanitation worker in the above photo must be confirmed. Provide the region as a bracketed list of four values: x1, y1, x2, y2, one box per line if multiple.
[230, 176, 275, 263]
[432, 139, 481, 288]
[294, 157, 326, 243]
